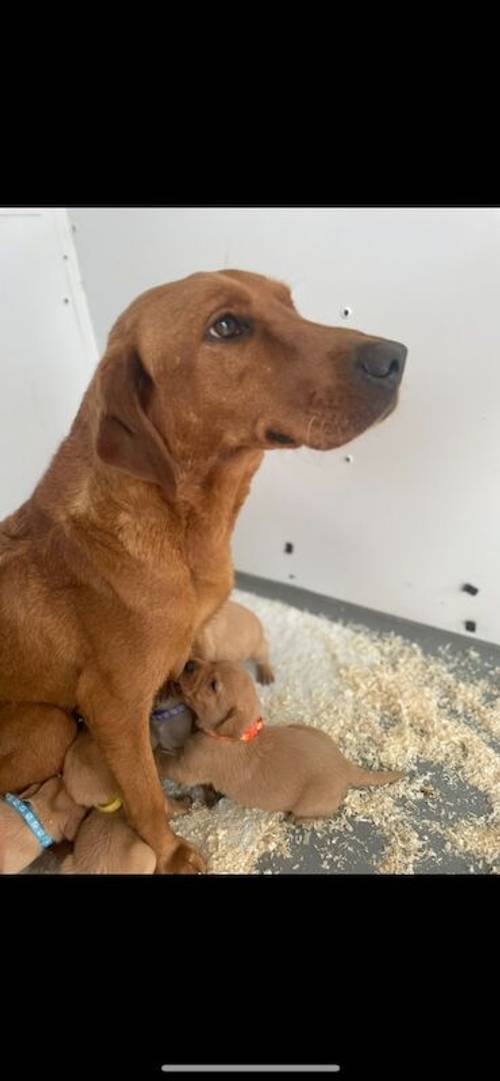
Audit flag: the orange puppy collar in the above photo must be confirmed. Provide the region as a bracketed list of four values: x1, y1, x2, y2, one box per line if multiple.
[240, 718, 265, 742]
[201, 717, 264, 743]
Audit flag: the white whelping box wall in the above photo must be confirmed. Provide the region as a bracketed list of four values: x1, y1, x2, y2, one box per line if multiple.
[0, 208, 499, 646]
[0, 208, 98, 516]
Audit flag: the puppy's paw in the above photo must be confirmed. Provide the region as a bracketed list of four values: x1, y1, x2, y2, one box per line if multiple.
[167, 794, 193, 817]
[156, 840, 205, 875]
[200, 784, 223, 808]
[287, 811, 313, 826]
[256, 663, 275, 685]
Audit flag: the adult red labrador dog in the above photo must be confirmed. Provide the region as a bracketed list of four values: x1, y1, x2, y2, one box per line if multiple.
[0, 270, 407, 872]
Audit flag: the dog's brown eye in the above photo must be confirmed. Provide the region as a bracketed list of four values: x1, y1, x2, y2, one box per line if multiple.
[208, 314, 249, 340]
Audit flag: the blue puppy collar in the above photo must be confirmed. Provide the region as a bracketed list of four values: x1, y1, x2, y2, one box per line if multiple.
[2, 793, 54, 848]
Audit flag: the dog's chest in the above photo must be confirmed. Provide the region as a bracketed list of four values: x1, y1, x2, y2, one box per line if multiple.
[190, 562, 234, 638]
[184, 526, 234, 635]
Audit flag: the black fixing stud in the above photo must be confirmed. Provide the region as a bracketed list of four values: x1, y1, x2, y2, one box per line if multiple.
[462, 583, 479, 596]
[464, 620, 476, 633]
[284, 542, 294, 554]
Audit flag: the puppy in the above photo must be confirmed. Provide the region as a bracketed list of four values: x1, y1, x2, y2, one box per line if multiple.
[194, 601, 274, 684]
[152, 599, 274, 805]
[150, 695, 221, 808]
[60, 807, 158, 875]
[61, 729, 189, 875]
[151, 599, 274, 754]
[0, 703, 77, 794]
[160, 661, 403, 822]
[150, 695, 194, 755]
[0, 777, 85, 874]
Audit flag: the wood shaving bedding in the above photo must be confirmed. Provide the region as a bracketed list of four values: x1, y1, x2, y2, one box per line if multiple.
[169, 589, 499, 875]
[170, 798, 290, 876]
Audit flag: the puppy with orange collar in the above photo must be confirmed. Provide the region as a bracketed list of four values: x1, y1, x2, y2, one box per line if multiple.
[159, 660, 403, 822]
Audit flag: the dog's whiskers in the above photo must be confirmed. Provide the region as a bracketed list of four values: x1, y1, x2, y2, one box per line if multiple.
[306, 413, 319, 445]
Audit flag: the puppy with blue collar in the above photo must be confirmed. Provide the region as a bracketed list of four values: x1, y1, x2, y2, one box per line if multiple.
[1, 692, 215, 874]
[1, 777, 85, 874]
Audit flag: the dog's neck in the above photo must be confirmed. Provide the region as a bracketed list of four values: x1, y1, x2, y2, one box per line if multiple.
[21, 398, 262, 632]
[178, 448, 263, 568]
[33, 397, 263, 541]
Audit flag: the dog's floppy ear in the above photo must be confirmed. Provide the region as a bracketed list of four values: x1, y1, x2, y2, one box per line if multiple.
[95, 346, 177, 499]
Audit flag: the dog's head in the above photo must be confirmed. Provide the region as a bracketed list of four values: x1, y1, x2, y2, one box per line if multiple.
[177, 658, 260, 739]
[93, 270, 407, 492]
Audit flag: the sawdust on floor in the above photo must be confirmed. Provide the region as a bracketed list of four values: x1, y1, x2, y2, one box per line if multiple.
[170, 589, 500, 875]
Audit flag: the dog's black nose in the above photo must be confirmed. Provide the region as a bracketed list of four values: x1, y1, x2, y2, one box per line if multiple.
[184, 660, 197, 674]
[357, 340, 407, 386]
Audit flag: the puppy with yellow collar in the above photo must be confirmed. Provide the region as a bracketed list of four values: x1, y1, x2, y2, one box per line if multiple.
[60, 729, 190, 874]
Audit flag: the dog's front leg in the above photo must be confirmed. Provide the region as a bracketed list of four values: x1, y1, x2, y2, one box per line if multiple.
[78, 681, 205, 874]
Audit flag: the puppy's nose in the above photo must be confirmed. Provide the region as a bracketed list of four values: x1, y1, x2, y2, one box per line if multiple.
[357, 339, 407, 387]
[183, 660, 197, 674]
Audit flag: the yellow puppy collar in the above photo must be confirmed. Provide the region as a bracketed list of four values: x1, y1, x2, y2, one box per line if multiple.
[95, 796, 122, 814]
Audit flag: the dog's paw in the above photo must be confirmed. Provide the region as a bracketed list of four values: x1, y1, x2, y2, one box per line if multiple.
[256, 664, 275, 685]
[200, 785, 224, 808]
[157, 840, 205, 875]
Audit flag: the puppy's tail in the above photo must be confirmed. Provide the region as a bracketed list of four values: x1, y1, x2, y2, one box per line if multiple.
[348, 765, 403, 789]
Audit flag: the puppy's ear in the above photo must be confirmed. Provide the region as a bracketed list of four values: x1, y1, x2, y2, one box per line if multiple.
[19, 783, 41, 799]
[95, 346, 177, 500]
